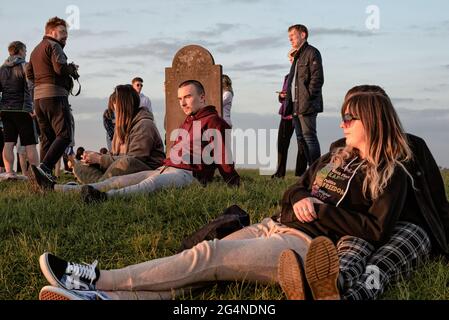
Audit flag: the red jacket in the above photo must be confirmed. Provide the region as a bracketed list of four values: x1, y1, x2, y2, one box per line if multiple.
[164, 105, 240, 186]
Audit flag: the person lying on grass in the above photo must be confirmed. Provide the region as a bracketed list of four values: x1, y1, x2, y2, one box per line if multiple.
[37, 85, 438, 300]
[30, 80, 240, 203]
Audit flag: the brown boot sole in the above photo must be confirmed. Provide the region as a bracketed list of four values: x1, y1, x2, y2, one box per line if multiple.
[305, 236, 340, 300]
[278, 249, 306, 300]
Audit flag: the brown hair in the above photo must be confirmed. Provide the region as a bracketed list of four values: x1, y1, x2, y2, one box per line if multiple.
[288, 24, 309, 39]
[114, 85, 140, 145]
[132, 77, 143, 84]
[105, 91, 117, 119]
[179, 80, 205, 96]
[8, 41, 26, 56]
[332, 85, 413, 199]
[45, 17, 68, 34]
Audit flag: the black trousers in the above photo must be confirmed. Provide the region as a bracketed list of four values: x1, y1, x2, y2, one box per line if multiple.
[273, 118, 307, 177]
[0, 127, 4, 168]
[34, 96, 73, 171]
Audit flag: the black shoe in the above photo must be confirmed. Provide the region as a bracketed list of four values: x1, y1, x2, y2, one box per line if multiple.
[81, 185, 107, 204]
[29, 165, 56, 192]
[39, 252, 100, 291]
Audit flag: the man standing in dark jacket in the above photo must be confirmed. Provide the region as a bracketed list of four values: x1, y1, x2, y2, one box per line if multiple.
[286, 24, 324, 168]
[0, 41, 39, 177]
[26, 17, 78, 184]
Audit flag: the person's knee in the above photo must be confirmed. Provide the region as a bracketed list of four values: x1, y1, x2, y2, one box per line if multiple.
[4, 142, 15, 150]
[110, 156, 141, 172]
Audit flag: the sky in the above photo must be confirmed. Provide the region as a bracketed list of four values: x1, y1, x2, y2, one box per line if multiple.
[1, 0, 448, 169]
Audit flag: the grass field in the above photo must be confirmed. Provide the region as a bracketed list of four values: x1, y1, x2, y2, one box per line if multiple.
[0, 168, 448, 300]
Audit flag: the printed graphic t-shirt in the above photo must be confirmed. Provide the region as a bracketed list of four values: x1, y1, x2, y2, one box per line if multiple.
[310, 157, 365, 207]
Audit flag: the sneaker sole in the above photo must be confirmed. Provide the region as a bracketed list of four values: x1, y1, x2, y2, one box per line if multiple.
[39, 253, 63, 288]
[39, 286, 83, 300]
[278, 249, 306, 300]
[305, 237, 340, 300]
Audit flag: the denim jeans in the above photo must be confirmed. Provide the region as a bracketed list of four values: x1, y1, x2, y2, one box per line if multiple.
[292, 113, 321, 165]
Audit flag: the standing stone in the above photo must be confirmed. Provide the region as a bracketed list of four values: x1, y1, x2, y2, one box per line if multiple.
[165, 45, 222, 154]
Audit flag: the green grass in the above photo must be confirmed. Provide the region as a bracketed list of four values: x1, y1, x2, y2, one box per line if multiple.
[0, 169, 448, 300]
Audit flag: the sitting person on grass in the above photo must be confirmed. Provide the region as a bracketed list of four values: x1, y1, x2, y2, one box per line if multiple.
[31, 80, 240, 203]
[277, 85, 449, 300]
[67, 85, 165, 184]
[36, 85, 446, 300]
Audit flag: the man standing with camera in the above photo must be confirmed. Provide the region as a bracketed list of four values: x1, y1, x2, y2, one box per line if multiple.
[26, 17, 78, 184]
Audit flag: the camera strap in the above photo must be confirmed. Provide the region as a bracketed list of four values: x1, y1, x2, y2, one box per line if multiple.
[71, 78, 81, 96]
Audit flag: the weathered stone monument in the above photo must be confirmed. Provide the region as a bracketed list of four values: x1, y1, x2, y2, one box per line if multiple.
[165, 45, 222, 154]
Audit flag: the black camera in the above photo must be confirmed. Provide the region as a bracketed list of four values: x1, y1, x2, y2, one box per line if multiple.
[69, 62, 80, 80]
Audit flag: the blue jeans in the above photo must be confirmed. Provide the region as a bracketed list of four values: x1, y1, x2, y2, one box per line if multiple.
[292, 114, 321, 165]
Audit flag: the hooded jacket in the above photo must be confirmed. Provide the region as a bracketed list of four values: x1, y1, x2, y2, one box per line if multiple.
[0, 56, 33, 112]
[99, 108, 165, 170]
[278, 134, 449, 253]
[164, 105, 240, 186]
[277, 148, 409, 248]
[327, 135, 449, 255]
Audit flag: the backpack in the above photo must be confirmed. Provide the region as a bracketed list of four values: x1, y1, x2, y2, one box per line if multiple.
[177, 205, 250, 252]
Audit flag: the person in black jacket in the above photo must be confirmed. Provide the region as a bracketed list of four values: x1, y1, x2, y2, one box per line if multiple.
[36, 85, 429, 301]
[0, 41, 39, 177]
[278, 85, 448, 300]
[286, 24, 324, 168]
[26, 17, 79, 186]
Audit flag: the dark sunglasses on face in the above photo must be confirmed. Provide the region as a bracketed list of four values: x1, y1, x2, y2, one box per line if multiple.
[136, 83, 143, 88]
[342, 113, 360, 125]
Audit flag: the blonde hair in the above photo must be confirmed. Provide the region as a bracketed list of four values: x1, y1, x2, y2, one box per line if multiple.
[331, 85, 413, 199]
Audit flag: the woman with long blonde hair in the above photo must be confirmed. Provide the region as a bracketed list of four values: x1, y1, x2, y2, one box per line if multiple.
[278, 85, 447, 300]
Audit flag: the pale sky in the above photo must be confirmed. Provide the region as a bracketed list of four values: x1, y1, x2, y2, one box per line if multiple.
[1, 0, 448, 168]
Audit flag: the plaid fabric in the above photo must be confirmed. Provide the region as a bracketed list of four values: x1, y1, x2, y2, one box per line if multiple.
[337, 235, 375, 292]
[337, 221, 431, 300]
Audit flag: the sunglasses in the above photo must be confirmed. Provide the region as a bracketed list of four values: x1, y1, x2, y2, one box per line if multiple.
[135, 83, 143, 88]
[342, 113, 360, 126]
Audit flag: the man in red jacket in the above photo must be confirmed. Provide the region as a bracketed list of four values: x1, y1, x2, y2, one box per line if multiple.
[32, 80, 240, 202]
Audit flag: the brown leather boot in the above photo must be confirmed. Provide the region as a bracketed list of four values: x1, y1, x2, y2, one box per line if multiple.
[278, 249, 307, 300]
[305, 236, 341, 300]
